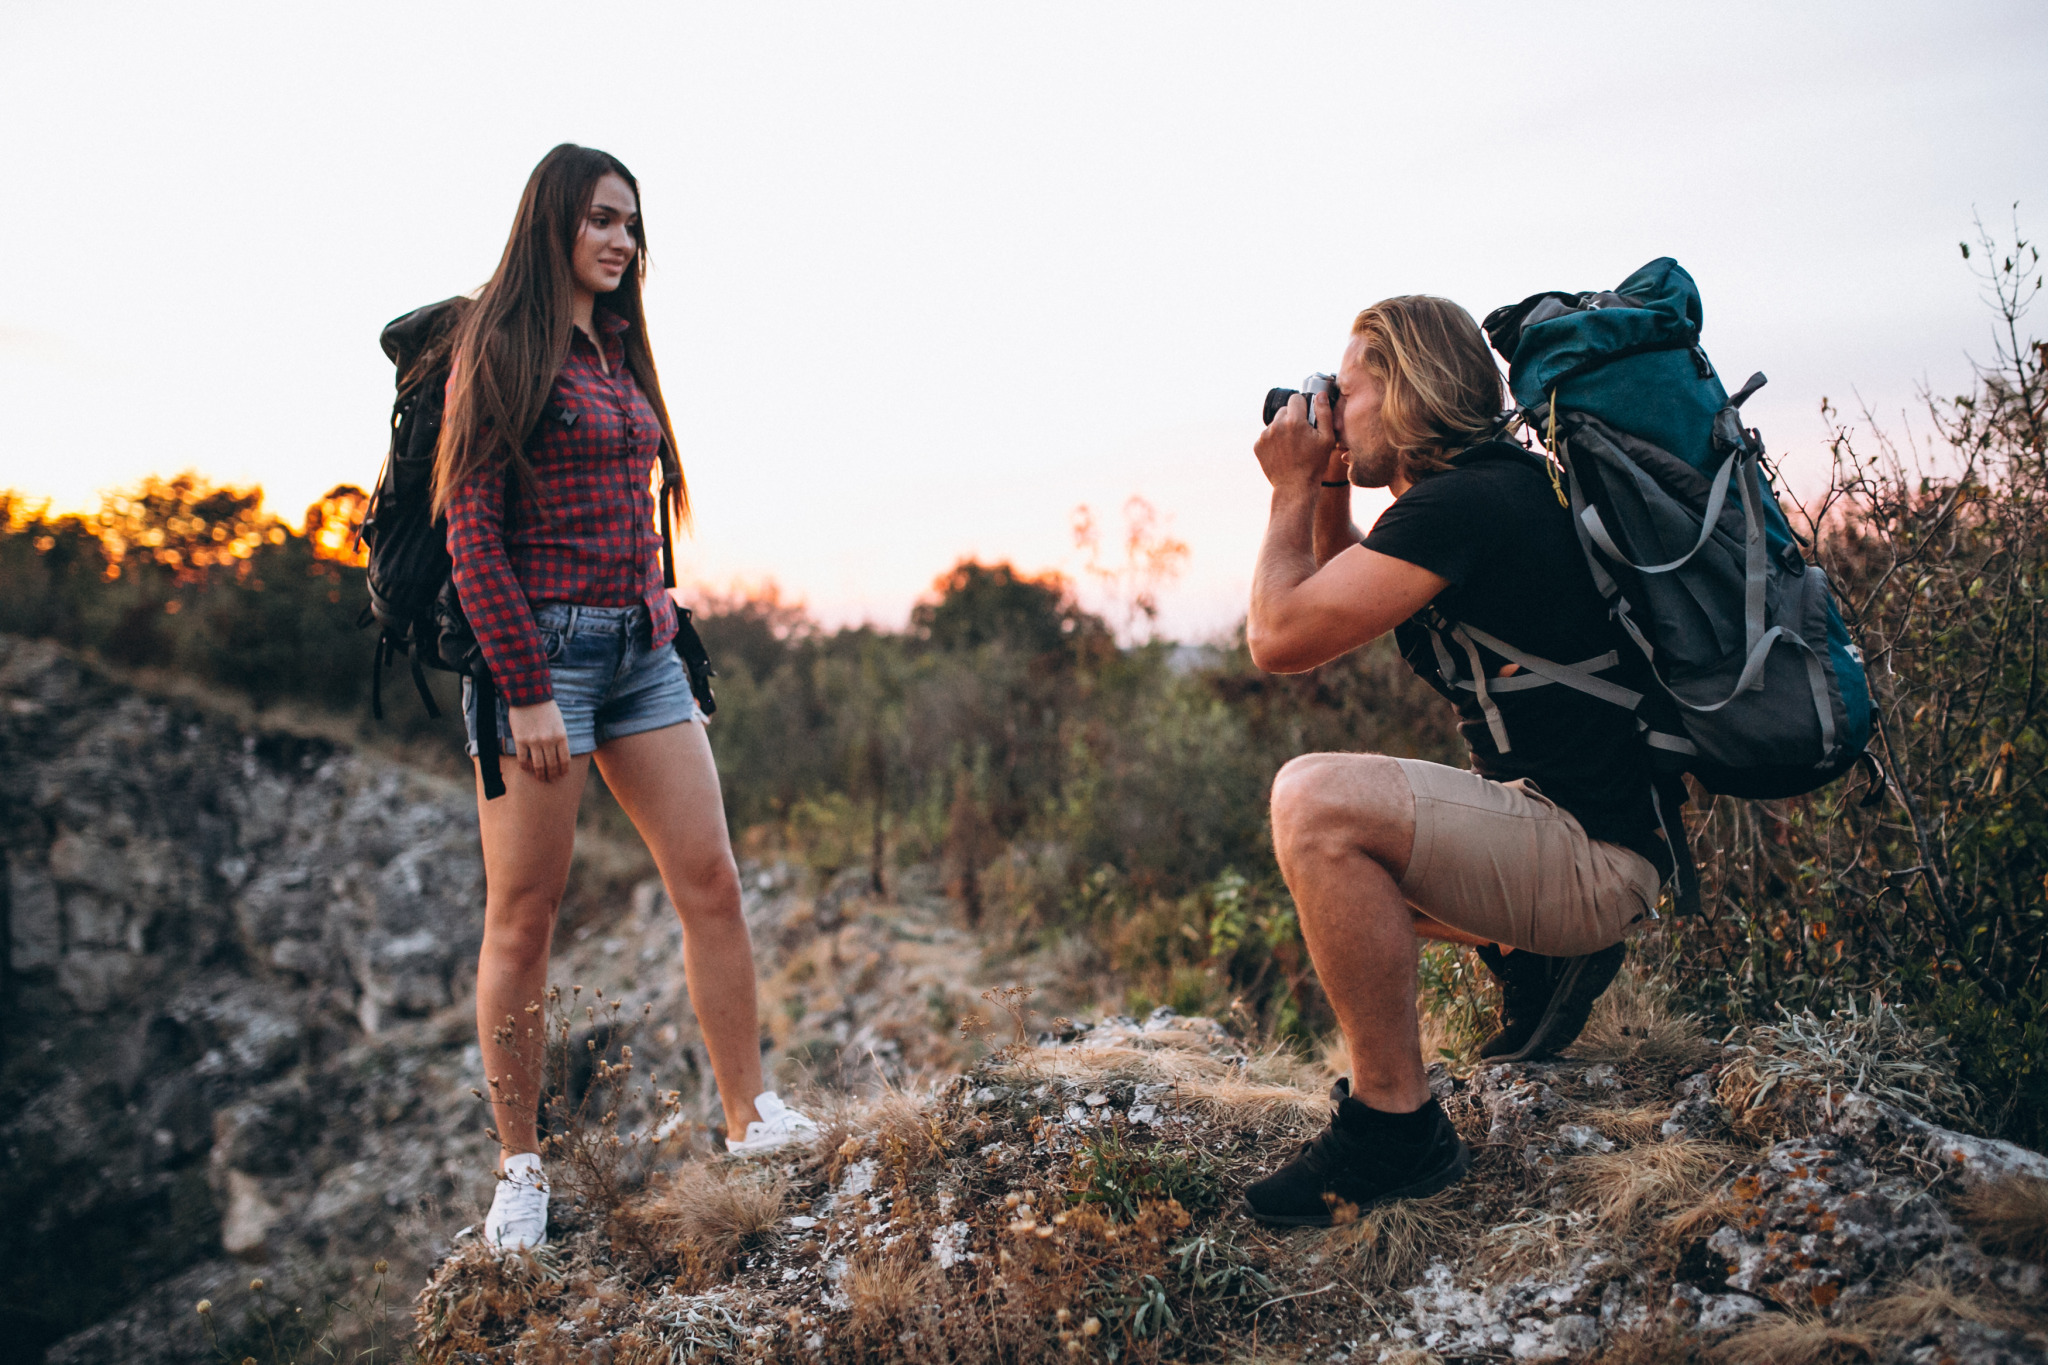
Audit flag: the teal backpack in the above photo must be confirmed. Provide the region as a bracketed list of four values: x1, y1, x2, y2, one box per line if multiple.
[1463, 259, 1874, 909]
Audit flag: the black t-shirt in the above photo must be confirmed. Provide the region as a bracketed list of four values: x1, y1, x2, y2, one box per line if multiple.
[1360, 441, 1664, 865]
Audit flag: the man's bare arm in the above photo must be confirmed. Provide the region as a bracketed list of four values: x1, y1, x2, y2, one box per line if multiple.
[1249, 536, 1447, 673]
[1312, 481, 1365, 567]
[1248, 393, 1447, 674]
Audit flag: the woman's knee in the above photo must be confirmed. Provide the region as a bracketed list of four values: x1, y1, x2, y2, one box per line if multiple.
[482, 891, 561, 963]
[668, 851, 744, 922]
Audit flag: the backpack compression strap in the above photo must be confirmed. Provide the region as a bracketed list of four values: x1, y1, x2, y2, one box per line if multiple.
[475, 672, 506, 801]
[655, 453, 719, 716]
[1416, 608, 1693, 914]
[1418, 611, 1642, 755]
[1559, 433, 1838, 763]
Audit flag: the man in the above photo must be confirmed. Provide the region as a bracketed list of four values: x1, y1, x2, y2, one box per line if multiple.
[1241, 295, 1670, 1227]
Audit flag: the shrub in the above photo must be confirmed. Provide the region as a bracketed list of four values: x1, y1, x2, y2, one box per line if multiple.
[1668, 218, 2048, 1145]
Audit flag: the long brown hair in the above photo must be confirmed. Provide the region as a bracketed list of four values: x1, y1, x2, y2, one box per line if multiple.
[1351, 295, 1507, 484]
[432, 144, 688, 525]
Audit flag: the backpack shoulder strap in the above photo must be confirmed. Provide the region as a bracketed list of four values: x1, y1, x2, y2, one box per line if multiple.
[1413, 605, 1642, 755]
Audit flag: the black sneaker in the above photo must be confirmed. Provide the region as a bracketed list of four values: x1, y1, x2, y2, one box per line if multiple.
[1243, 1080, 1470, 1228]
[1474, 940, 1627, 1062]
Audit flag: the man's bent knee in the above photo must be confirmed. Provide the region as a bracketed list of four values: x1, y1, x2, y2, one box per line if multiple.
[1270, 753, 1414, 873]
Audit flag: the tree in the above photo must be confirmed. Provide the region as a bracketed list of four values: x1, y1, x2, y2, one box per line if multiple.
[911, 559, 1104, 658]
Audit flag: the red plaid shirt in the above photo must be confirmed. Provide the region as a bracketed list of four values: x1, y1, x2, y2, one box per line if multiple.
[445, 309, 678, 706]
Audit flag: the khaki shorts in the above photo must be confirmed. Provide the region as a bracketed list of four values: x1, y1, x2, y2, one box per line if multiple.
[1395, 759, 1663, 956]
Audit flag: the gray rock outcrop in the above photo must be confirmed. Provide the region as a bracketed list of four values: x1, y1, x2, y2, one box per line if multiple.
[0, 637, 494, 1363]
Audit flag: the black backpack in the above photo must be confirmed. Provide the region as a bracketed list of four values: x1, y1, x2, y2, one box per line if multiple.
[359, 298, 718, 800]
[362, 298, 475, 709]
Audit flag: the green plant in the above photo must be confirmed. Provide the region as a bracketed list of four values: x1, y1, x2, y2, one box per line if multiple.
[1068, 1124, 1222, 1223]
[1418, 940, 1498, 1062]
[1089, 1271, 1177, 1348]
[1171, 1232, 1276, 1302]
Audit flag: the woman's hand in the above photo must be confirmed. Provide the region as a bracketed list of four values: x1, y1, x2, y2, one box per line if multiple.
[507, 701, 571, 782]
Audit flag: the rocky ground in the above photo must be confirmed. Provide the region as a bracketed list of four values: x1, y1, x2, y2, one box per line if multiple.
[5, 633, 2046, 1364]
[412, 994, 2048, 1364]
[0, 637, 1052, 1364]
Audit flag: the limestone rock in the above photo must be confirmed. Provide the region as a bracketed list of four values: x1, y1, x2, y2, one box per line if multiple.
[1704, 1134, 1959, 1312]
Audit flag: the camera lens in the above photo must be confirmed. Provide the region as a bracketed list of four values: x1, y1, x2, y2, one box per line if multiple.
[1263, 387, 1299, 426]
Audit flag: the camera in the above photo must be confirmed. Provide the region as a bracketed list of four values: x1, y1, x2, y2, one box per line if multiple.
[1263, 373, 1339, 430]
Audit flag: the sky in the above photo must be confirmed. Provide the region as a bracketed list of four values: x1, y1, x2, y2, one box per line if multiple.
[3, 1, 2044, 640]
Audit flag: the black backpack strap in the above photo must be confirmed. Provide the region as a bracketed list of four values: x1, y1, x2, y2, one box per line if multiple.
[475, 672, 507, 801]
[673, 607, 717, 716]
[1651, 775, 1699, 916]
[410, 649, 441, 719]
[655, 438, 683, 590]
[370, 634, 387, 721]
[1414, 605, 1643, 756]
[654, 443, 716, 714]
[658, 479, 676, 589]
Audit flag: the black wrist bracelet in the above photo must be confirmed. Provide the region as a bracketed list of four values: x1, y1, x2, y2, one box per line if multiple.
[1320, 480, 1349, 488]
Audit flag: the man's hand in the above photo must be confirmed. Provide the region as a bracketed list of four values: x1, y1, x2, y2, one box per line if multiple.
[507, 700, 571, 782]
[1247, 384, 1448, 672]
[1253, 392, 1337, 490]
[1320, 443, 1352, 488]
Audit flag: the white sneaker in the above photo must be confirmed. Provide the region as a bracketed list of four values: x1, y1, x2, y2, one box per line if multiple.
[726, 1092, 819, 1156]
[483, 1152, 549, 1250]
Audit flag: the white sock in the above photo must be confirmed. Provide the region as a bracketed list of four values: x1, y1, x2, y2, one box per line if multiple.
[502, 1152, 545, 1183]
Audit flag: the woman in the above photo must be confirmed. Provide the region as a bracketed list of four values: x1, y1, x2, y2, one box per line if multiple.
[434, 144, 814, 1251]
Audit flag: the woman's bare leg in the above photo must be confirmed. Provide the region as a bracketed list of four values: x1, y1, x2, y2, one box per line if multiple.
[595, 720, 766, 1136]
[474, 754, 590, 1159]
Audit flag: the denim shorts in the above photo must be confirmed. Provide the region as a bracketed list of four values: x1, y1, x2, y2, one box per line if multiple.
[463, 602, 705, 758]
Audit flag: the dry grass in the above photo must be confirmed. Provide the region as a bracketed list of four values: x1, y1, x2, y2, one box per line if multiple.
[1476, 1138, 1743, 1280]
[1575, 968, 1714, 1069]
[414, 1243, 570, 1359]
[627, 1161, 788, 1271]
[843, 1253, 941, 1343]
[1711, 1314, 1874, 1365]
[1657, 1196, 1745, 1254]
[411, 989, 2027, 1365]
[1956, 1173, 2048, 1263]
[1330, 1185, 1482, 1288]
[510, 1316, 579, 1365]
[1590, 1102, 1684, 1144]
[1720, 993, 1979, 1132]
[1591, 1323, 1710, 1363]
[1857, 1276, 2037, 1334]
[834, 1084, 949, 1183]
[1714, 1056, 1808, 1139]
[1477, 1208, 1589, 1279]
[1562, 1140, 1745, 1238]
[992, 1043, 1327, 1135]
[1372, 1351, 1445, 1365]
[1709, 1276, 2040, 1365]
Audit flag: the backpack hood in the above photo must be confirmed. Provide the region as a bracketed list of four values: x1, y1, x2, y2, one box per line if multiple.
[1489, 258, 1702, 400]
[379, 296, 470, 381]
[1483, 258, 1726, 470]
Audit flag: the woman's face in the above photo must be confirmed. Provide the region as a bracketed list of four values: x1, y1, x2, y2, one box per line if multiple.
[572, 173, 640, 296]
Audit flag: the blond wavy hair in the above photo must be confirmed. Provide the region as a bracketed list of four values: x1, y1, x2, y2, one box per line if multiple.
[1351, 295, 1507, 482]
